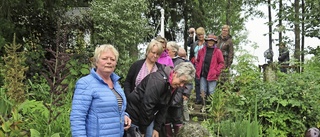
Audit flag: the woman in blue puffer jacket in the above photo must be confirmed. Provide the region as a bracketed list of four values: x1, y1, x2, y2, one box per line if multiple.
[70, 44, 131, 137]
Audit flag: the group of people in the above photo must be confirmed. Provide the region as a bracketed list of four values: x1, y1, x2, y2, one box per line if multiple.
[187, 25, 234, 105]
[69, 25, 234, 137]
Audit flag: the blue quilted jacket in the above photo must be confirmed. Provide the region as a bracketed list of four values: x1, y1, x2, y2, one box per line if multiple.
[70, 68, 128, 137]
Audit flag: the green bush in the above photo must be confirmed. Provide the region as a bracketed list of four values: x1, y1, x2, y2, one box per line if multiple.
[204, 53, 320, 136]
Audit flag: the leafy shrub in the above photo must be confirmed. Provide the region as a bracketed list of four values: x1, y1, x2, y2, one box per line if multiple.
[204, 53, 320, 136]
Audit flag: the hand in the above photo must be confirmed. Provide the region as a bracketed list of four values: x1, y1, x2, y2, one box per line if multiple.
[152, 130, 159, 137]
[183, 95, 188, 100]
[124, 115, 131, 131]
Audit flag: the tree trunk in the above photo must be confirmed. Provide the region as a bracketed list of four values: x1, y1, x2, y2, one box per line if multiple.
[301, 0, 305, 72]
[294, 0, 301, 72]
[183, 0, 190, 57]
[226, 0, 231, 25]
[268, 0, 273, 62]
[278, 0, 283, 45]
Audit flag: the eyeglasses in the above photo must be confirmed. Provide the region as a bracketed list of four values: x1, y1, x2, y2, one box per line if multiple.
[178, 77, 188, 84]
[205, 39, 216, 42]
[189, 31, 194, 34]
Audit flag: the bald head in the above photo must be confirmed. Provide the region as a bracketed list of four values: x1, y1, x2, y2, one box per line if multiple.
[189, 28, 195, 33]
[178, 47, 187, 59]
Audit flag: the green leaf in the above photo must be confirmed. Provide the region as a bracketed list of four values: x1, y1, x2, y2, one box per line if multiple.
[30, 129, 41, 137]
[51, 133, 60, 137]
[1, 121, 12, 132]
[0, 130, 5, 137]
[80, 68, 89, 75]
[279, 100, 288, 107]
[70, 69, 78, 75]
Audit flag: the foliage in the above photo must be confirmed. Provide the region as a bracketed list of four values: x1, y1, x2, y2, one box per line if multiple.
[23, 57, 87, 137]
[203, 118, 263, 137]
[2, 35, 28, 103]
[304, 0, 320, 39]
[0, 98, 31, 137]
[0, 88, 12, 117]
[203, 76, 263, 137]
[206, 90, 227, 123]
[203, 52, 320, 136]
[90, 0, 150, 83]
[0, 0, 319, 136]
[0, 0, 92, 83]
[23, 35, 46, 81]
[0, 59, 4, 91]
[26, 75, 51, 101]
[0, 98, 70, 137]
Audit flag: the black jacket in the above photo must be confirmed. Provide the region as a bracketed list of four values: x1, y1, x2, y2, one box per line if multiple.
[278, 47, 289, 64]
[187, 36, 198, 61]
[126, 66, 174, 134]
[170, 57, 192, 107]
[124, 59, 163, 96]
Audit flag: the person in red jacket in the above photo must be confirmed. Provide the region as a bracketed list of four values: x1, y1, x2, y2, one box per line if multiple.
[195, 34, 224, 102]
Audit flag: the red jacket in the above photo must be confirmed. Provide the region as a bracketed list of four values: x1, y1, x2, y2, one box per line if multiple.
[195, 45, 224, 81]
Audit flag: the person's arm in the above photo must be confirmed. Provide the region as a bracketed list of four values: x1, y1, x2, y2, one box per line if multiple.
[228, 39, 234, 68]
[70, 79, 92, 137]
[183, 83, 193, 98]
[195, 48, 199, 66]
[124, 63, 137, 96]
[217, 49, 225, 74]
[153, 104, 169, 133]
[124, 115, 131, 131]
[138, 80, 163, 134]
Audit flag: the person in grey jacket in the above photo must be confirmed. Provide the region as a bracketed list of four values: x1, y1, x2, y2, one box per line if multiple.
[70, 44, 131, 137]
[126, 62, 195, 137]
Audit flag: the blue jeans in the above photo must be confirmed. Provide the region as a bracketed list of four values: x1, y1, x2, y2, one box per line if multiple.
[130, 121, 154, 137]
[200, 77, 217, 97]
[145, 120, 154, 137]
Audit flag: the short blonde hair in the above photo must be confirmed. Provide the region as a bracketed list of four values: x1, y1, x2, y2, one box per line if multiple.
[155, 35, 167, 43]
[145, 40, 163, 58]
[93, 44, 119, 68]
[196, 27, 205, 35]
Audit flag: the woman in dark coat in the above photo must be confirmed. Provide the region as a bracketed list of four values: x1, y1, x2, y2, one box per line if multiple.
[126, 62, 195, 137]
